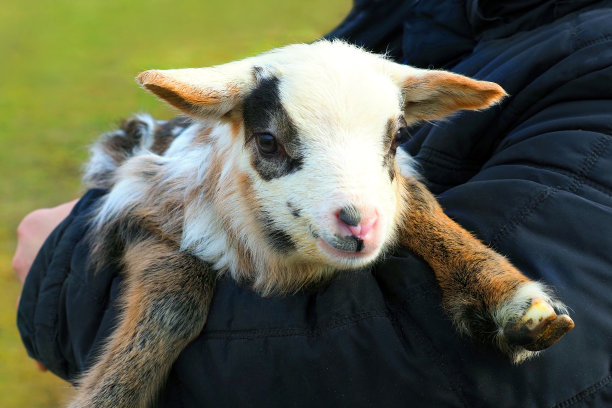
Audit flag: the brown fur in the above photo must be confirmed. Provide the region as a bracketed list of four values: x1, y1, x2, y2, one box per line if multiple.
[397, 176, 530, 337]
[401, 73, 507, 120]
[225, 111, 244, 142]
[72, 236, 215, 408]
[150, 116, 192, 153]
[138, 70, 241, 117]
[189, 126, 214, 148]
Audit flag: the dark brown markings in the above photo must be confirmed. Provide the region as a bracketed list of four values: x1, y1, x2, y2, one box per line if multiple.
[150, 116, 193, 154]
[86, 115, 192, 189]
[287, 201, 301, 218]
[259, 210, 296, 253]
[99, 116, 151, 168]
[243, 75, 304, 181]
[308, 225, 320, 239]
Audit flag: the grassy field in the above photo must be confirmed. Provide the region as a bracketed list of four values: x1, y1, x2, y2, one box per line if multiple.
[0, 0, 350, 405]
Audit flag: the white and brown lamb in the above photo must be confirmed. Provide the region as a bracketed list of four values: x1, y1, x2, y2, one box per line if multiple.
[72, 40, 574, 408]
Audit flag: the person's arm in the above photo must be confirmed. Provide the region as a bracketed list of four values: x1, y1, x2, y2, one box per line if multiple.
[13, 199, 78, 372]
[13, 200, 79, 285]
[16, 189, 119, 382]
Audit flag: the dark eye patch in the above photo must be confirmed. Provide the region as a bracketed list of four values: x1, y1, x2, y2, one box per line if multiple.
[243, 74, 303, 181]
[383, 116, 410, 181]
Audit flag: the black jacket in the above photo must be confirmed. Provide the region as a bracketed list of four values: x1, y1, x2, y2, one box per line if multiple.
[18, 1, 612, 406]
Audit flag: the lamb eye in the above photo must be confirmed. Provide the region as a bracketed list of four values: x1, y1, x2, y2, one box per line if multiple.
[396, 127, 410, 141]
[392, 127, 411, 149]
[255, 133, 278, 155]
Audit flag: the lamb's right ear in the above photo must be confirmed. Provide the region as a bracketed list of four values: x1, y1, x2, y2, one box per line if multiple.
[137, 59, 257, 119]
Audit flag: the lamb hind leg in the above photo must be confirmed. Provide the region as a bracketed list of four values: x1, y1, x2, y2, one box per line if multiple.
[69, 239, 216, 408]
[398, 177, 574, 363]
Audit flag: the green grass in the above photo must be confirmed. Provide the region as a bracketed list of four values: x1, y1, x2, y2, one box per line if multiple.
[0, 0, 350, 405]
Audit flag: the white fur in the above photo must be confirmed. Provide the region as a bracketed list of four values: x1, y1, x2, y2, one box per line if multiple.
[397, 147, 418, 177]
[164, 124, 200, 157]
[83, 143, 118, 185]
[93, 157, 156, 226]
[182, 201, 233, 269]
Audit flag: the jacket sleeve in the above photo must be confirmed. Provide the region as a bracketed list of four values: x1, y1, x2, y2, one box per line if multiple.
[430, 101, 612, 407]
[397, 22, 612, 405]
[17, 188, 123, 382]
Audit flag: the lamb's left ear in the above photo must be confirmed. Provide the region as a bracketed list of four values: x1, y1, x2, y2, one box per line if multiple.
[136, 59, 257, 119]
[388, 65, 507, 121]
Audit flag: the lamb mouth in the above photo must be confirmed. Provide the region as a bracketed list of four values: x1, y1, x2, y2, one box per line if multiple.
[317, 235, 374, 259]
[330, 234, 364, 253]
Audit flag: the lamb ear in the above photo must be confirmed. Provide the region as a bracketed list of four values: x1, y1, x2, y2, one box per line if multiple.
[136, 59, 258, 118]
[390, 66, 507, 121]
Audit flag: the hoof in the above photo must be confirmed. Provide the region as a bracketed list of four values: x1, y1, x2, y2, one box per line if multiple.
[487, 282, 575, 363]
[504, 298, 575, 351]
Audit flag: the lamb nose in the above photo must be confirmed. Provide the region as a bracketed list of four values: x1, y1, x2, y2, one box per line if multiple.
[336, 206, 378, 239]
[338, 205, 361, 227]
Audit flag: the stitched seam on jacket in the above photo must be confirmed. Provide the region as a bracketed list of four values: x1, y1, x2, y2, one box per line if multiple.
[422, 146, 480, 165]
[33, 218, 78, 380]
[552, 373, 612, 408]
[418, 156, 480, 172]
[387, 295, 470, 408]
[495, 20, 612, 141]
[573, 34, 612, 52]
[373, 279, 471, 408]
[490, 135, 611, 247]
[418, 146, 482, 169]
[65, 270, 114, 305]
[511, 161, 612, 199]
[202, 310, 389, 340]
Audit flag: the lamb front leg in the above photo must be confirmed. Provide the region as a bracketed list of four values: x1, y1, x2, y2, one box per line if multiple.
[398, 177, 574, 363]
[69, 238, 216, 408]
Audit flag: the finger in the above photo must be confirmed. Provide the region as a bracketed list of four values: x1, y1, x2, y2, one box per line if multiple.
[35, 360, 47, 372]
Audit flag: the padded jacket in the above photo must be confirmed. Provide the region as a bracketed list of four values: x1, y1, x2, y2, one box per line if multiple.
[18, 0, 612, 406]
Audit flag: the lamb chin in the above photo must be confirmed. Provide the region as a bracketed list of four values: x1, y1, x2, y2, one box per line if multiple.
[316, 236, 382, 267]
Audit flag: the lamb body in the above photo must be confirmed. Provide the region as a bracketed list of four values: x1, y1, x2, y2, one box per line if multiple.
[74, 40, 574, 408]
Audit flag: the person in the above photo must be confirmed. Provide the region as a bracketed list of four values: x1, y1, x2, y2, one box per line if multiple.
[14, 0, 612, 406]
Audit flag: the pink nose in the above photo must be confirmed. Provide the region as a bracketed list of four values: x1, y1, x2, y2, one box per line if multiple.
[336, 206, 379, 239]
[346, 216, 378, 238]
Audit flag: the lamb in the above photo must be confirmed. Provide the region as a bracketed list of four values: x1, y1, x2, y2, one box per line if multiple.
[74, 40, 574, 407]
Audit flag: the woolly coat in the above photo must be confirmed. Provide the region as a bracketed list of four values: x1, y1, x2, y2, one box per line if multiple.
[18, 0, 612, 406]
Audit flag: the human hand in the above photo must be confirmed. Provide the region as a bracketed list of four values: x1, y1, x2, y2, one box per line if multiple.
[13, 199, 79, 372]
[12, 199, 79, 284]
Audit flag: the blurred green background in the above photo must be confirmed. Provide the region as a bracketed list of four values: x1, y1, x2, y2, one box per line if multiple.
[0, 0, 350, 405]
